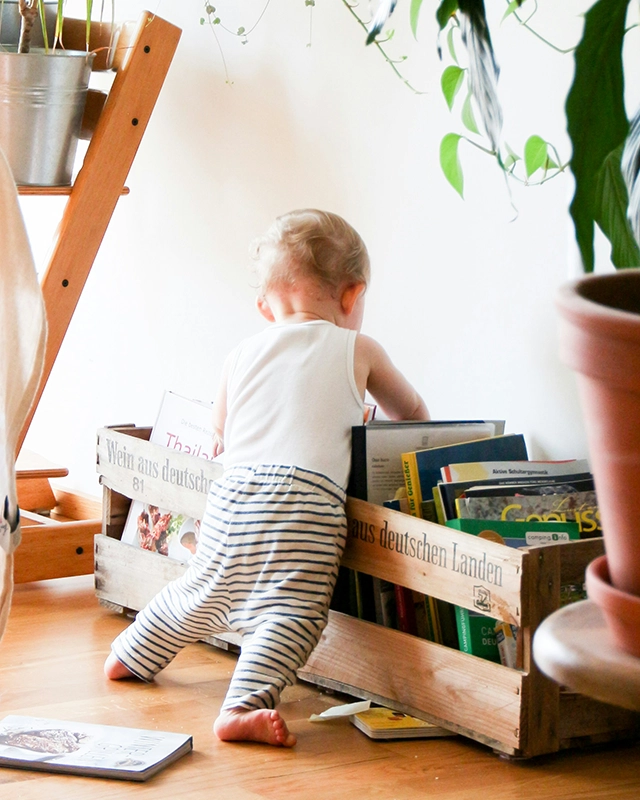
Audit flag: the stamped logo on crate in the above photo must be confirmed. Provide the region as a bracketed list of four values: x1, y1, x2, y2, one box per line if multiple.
[343, 497, 524, 626]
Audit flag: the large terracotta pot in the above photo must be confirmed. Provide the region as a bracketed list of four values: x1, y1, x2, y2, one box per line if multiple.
[556, 269, 640, 656]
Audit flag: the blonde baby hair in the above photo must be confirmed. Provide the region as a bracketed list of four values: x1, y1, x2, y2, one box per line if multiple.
[250, 209, 370, 297]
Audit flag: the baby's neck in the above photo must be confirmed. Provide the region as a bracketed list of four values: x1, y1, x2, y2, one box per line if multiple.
[267, 288, 342, 326]
[277, 310, 329, 324]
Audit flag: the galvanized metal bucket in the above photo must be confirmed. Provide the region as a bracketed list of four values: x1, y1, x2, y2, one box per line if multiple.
[0, 48, 94, 186]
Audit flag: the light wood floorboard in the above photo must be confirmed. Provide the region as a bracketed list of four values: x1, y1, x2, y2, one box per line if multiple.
[0, 576, 639, 799]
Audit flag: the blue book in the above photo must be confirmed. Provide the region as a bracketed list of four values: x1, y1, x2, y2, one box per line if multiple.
[401, 434, 528, 516]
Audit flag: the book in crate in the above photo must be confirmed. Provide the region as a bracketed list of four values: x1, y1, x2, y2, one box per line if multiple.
[120, 391, 217, 561]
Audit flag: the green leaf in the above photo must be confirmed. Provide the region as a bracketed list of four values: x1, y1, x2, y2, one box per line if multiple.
[594, 144, 640, 268]
[441, 66, 465, 110]
[502, 0, 521, 22]
[504, 142, 521, 162]
[567, 0, 631, 272]
[461, 91, 479, 134]
[524, 135, 548, 178]
[440, 133, 464, 197]
[436, 0, 459, 31]
[410, 0, 424, 39]
[446, 26, 458, 64]
[503, 154, 517, 170]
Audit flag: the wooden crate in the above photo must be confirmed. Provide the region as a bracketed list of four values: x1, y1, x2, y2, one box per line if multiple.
[95, 425, 640, 758]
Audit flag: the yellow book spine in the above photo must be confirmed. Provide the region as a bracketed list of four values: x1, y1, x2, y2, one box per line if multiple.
[432, 484, 447, 525]
[401, 451, 423, 518]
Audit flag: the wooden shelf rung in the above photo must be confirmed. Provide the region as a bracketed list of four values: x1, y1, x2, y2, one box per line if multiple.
[18, 186, 130, 196]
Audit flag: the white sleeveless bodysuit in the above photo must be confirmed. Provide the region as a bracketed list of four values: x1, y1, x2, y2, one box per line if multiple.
[222, 320, 365, 490]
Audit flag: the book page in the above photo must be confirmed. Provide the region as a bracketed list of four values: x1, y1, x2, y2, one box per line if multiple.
[365, 422, 498, 506]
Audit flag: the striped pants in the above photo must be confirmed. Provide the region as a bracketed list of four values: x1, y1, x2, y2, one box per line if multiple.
[111, 464, 347, 711]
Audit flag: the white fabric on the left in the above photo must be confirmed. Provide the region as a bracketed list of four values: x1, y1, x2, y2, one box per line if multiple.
[0, 146, 47, 640]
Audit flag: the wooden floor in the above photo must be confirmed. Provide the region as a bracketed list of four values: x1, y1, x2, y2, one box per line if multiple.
[1, 576, 640, 799]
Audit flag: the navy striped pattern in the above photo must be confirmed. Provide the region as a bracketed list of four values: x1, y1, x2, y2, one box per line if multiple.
[111, 464, 347, 711]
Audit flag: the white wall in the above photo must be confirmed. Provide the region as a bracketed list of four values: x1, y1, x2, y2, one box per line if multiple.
[20, 1, 626, 496]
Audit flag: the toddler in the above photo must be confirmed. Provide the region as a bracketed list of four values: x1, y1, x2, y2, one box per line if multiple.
[105, 209, 429, 747]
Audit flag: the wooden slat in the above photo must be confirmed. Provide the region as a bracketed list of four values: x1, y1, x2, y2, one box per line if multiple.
[558, 691, 640, 743]
[16, 477, 57, 513]
[96, 427, 223, 520]
[94, 534, 241, 651]
[14, 520, 101, 583]
[558, 537, 605, 584]
[519, 545, 561, 756]
[16, 449, 68, 479]
[344, 498, 525, 625]
[52, 487, 102, 521]
[79, 89, 108, 139]
[17, 13, 182, 453]
[17, 185, 129, 196]
[95, 533, 188, 608]
[298, 610, 524, 754]
[102, 485, 132, 540]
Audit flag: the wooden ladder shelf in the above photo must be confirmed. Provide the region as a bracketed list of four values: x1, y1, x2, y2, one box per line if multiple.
[14, 12, 181, 583]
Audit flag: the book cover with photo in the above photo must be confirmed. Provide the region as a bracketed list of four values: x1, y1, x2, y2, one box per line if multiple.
[436, 471, 594, 523]
[0, 716, 192, 781]
[454, 489, 601, 537]
[121, 391, 218, 561]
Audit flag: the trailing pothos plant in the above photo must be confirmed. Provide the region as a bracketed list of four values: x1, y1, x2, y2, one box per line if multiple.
[395, 0, 640, 272]
[202, 1, 640, 271]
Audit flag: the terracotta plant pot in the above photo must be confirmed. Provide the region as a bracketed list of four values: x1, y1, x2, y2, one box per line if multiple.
[557, 269, 640, 655]
[586, 555, 640, 658]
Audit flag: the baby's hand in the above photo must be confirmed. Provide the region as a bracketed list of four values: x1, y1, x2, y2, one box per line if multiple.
[212, 433, 224, 458]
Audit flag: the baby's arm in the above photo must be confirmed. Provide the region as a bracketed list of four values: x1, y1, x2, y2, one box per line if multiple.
[355, 334, 430, 421]
[211, 355, 231, 457]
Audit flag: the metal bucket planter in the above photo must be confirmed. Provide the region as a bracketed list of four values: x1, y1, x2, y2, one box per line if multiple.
[0, 48, 94, 186]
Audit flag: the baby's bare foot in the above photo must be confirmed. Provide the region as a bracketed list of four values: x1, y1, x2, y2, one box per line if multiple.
[214, 708, 296, 747]
[104, 651, 137, 680]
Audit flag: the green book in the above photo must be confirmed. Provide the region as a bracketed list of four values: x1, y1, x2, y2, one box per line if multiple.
[447, 518, 581, 663]
[455, 606, 501, 663]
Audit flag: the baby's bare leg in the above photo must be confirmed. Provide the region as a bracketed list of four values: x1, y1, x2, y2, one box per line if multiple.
[104, 650, 139, 680]
[214, 708, 296, 747]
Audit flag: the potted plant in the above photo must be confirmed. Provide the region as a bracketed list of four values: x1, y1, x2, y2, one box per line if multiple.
[370, 0, 640, 656]
[205, 0, 640, 655]
[0, 1, 116, 186]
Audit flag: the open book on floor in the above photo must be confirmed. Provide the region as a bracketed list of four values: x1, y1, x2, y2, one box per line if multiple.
[0, 716, 193, 782]
[350, 707, 456, 740]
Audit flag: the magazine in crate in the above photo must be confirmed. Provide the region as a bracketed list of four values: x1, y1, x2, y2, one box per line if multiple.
[120, 390, 218, 561]
[0, 716, 192, 781]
